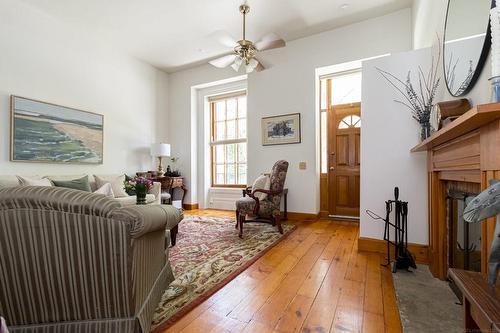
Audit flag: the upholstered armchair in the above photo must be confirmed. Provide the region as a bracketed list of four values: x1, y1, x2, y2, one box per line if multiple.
[235, 160, 289, 238]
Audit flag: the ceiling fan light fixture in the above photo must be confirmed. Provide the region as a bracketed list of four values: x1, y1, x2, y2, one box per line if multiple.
[231, 57, 243, 72]
[208, 3, 285, 73]
[245, 58, 259, 73]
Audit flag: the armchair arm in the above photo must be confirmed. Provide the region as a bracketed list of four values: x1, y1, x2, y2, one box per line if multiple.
[251, 188, 283, 196]
[110, 205, 175, 238]
[247, 189, 283, 216]
[148, 181, 161, 205]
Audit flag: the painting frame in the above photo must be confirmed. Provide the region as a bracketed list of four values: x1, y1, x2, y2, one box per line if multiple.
[261, 112, 301, 146]
[10, 95, 104, 165]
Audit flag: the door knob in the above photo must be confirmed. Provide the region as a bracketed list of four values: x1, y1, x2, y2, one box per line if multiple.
[329, 167, 335, 171]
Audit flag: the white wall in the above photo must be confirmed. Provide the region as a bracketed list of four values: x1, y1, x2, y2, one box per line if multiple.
[360, 0, 493, 245]
[360, 48, 432, 245]
[168, 9, 413, 213]
[0, 0, 168, 176]
[412, 0, 491, 105]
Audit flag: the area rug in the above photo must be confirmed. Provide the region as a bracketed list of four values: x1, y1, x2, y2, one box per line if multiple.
[151, 215, 296, 332]
[392, 265, 462, 333]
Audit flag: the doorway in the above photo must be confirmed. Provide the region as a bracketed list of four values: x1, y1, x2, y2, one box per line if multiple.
[319, 70, 362, 219]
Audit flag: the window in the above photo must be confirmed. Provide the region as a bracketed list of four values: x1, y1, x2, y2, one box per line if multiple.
[210, 92, 247, 187]
[338, 115, 361, 129]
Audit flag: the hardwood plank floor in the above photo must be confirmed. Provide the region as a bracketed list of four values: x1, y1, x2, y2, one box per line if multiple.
[162, 209, 402, 333]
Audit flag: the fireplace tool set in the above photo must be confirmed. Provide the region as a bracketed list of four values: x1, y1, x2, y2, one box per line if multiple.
[366, 187, 417, 273]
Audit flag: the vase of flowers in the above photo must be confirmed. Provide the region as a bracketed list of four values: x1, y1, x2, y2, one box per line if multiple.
[420, 120, 432, 141]
[124, 177, 153, 205]
[377, 40, 441, 142]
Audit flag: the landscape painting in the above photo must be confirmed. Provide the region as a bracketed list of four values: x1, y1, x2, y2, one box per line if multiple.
[262, 113, 301, 146]
[11, 96, 103, 164]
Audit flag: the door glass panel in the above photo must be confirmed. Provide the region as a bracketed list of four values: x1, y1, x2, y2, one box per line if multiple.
[321, 111, 327, 173]
[331, 71, 362, 105]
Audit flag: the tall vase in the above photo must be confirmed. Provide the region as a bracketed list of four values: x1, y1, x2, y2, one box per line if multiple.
[420, 121, 432, 141]
[136, 186, 147, 205]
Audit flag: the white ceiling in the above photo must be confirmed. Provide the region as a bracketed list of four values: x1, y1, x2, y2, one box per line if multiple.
[20, 0, 412, 72]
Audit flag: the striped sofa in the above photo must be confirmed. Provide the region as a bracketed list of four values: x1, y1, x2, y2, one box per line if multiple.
[0, 186, 181, 333]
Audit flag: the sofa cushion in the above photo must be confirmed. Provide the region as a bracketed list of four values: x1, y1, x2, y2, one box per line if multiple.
[17, 176, 53, 187]
[94, 183, 115, 198]
[95, 174, 129, 198]
[114, 194, 156, 206]
[0, 176, 23, 189]
[52, 176, 92, 192]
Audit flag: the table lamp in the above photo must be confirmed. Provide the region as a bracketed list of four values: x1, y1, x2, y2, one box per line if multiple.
[150, 143, 171, 177]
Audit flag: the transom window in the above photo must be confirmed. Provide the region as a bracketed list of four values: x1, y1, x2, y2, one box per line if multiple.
[210, 92, 247, 187]
[338, 115, 361, 129]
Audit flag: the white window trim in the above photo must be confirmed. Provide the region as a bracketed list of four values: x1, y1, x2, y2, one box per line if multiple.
[192, 76, 247, 209]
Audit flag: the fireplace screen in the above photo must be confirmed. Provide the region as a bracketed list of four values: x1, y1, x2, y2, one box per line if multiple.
[448, 190, 481, 272]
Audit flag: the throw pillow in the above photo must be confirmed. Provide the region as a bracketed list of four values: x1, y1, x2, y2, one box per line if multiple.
[252, 174, 271, 201]
[52, 176, 92, 192]
[94, 183, 115, 198]
[94, 174, 129, 198]
[16, 176, 53, 187]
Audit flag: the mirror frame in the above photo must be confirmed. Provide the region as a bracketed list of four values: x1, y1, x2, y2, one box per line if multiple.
[443, 0, 494, 97]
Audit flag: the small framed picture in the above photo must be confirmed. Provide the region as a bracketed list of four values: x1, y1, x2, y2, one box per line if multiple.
[261, 113, 301, 146]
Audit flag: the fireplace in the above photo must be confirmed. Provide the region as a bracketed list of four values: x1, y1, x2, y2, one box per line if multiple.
[411, 102, 500, 280]
[447, 189, 481, 272]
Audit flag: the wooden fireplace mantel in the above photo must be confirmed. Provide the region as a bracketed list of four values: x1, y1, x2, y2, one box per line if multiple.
[411, 103, 500, 153]
[411, 102, 500, 280]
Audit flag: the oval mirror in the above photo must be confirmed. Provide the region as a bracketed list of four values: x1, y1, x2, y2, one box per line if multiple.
[444, 0, 493, 96]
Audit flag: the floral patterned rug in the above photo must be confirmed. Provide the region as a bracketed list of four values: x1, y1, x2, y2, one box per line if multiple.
[151, 215, 296, 332]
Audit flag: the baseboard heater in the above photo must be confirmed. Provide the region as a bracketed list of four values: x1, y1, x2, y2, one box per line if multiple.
[328, 214, 359, 221]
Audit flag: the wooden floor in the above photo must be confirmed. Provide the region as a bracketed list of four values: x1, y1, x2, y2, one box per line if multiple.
[162, 209, 402, 333]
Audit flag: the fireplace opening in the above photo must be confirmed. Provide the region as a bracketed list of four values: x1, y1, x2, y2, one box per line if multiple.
[447, 189, 481, 301]
[447, 189, 481, 272]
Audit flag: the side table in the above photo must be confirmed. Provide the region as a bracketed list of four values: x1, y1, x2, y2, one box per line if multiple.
[153, 176, 187, 207]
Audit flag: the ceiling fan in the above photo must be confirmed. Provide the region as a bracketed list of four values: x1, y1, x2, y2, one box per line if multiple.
[208, 2, 286, 73]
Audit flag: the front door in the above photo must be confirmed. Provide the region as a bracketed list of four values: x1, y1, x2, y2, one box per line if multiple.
[328, 103, 361, 218]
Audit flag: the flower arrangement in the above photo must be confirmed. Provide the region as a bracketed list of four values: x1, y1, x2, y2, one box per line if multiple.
[377, 41, 441, 141]
[124, 176, 153, 204]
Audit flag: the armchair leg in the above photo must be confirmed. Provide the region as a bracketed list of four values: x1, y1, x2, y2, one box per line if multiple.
[235, 209, 239, 229]
[239, 214, 245, 238]
[275, 214, 283, 234]
[170, 225, 178, 246]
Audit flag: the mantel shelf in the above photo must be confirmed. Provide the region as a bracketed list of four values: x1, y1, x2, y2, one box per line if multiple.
[411, 102, 500, 152]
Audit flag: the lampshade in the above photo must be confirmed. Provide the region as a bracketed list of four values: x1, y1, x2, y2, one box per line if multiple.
[150, 143, 171, 157]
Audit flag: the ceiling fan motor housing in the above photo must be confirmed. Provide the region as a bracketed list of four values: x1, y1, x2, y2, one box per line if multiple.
[208, 2, 285, 72]
[235, 39, 255, 64]
[239, 4, 250, 14]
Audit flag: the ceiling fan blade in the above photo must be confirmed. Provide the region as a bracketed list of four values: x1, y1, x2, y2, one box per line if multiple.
[255, 33, 286, 51]
[254, 59, 265, 72]
[209, 54, 237, 68]
[211, 30, 239, 48]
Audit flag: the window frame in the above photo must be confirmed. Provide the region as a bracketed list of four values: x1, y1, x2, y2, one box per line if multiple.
[209, 91, 247, 188]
